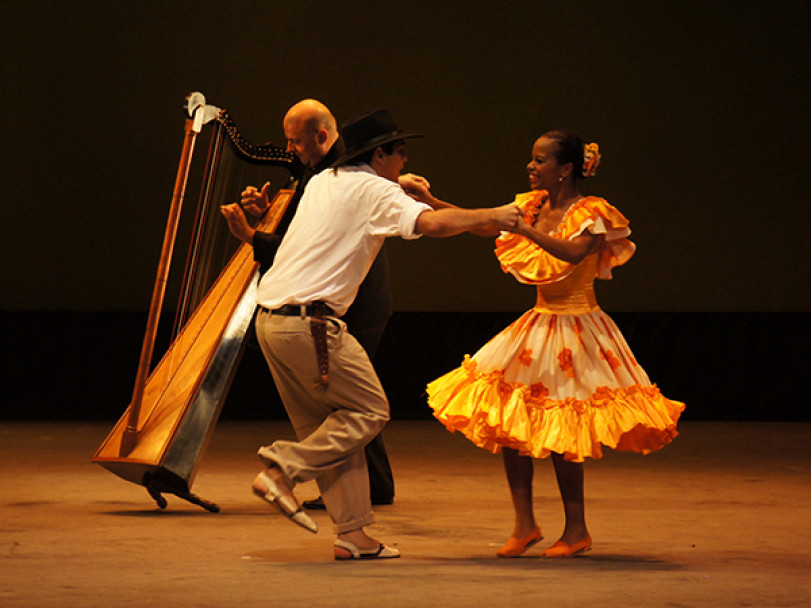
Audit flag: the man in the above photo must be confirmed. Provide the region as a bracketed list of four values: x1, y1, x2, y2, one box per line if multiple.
[227, 99, 425, 507]
[222, 108, 521, 560]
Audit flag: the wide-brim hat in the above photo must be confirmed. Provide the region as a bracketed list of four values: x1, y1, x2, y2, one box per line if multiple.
[331, 108, 424, 166]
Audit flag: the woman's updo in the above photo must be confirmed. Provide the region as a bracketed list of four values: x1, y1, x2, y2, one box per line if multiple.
[543, 130, 601, 179]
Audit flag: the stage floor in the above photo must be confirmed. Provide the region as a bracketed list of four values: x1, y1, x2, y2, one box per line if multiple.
[1, 420, 809, 607]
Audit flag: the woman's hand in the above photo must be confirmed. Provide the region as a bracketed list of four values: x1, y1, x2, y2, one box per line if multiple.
[398, 173, 432, 202]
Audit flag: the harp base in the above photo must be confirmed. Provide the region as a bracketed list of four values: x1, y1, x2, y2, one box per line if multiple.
[95, 460, 220, 513]
[144, 468, 220, 513]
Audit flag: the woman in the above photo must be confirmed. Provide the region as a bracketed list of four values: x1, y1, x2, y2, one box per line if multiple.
[426, 131, 684, 558]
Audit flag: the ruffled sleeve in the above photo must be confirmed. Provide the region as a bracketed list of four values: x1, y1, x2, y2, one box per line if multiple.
[495, 194, 636, 284]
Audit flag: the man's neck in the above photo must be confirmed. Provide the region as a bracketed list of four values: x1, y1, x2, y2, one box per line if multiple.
[312, 138, 343, 173]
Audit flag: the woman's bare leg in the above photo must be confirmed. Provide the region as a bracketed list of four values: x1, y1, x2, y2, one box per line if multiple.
[550, 452, 589, 544]
[502, 447, 538, 537]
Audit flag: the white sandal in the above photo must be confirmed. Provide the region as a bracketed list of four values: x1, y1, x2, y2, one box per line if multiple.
[334, 539, 401, 560]
[252, 471, 318, 534]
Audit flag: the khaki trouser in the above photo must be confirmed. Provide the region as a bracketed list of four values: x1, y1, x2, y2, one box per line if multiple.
[255, 309, 390, 534]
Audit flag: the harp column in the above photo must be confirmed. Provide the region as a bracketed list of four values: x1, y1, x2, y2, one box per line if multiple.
[120, 93, 221, 456]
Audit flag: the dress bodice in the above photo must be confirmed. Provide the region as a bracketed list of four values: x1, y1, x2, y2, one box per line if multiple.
[534, 254, 600, 314]
[495, 193, 636, 299]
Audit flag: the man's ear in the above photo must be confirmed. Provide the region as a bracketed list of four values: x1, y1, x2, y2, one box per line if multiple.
[316, 128, 329, 145]
[369, 146, 384, 169]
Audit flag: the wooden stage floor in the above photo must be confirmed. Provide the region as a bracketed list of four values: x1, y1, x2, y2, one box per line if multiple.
[1, 420, 809, 607]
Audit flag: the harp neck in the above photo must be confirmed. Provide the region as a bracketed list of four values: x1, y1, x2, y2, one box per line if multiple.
[216, 110, 297, 166]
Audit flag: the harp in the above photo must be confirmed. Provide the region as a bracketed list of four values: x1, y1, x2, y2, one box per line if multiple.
[92, 92, 296, 511]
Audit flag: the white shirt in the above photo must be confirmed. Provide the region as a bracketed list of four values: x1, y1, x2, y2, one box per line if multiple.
[257, 164, 432, 316]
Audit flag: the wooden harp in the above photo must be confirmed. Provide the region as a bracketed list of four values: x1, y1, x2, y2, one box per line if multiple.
[93, 92, 296, 511]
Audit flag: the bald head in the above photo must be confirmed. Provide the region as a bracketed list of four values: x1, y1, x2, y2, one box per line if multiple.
[283, 99, 339, 169]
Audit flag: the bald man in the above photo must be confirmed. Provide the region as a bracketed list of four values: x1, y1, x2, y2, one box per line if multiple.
[232, 100, 345, 273]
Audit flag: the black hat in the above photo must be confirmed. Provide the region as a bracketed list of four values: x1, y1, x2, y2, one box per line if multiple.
[331, 108, 424, 166]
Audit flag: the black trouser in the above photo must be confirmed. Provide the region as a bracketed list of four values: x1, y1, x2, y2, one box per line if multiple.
[349, 320, 395, 503]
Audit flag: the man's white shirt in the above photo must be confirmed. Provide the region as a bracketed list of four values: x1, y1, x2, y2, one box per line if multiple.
[257, 164, 431, 316]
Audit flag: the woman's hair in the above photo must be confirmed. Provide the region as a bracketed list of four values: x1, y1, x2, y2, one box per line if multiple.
[542, 130, 600, 180]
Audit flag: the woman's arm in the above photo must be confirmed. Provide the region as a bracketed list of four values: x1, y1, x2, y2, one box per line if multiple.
[513, 217, 604, 264]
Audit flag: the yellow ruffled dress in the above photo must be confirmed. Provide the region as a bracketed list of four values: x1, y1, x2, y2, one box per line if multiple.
[427, 191, 684, 462]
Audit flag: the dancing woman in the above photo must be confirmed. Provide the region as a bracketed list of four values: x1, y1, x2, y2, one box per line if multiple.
[426, 131, 684, 557]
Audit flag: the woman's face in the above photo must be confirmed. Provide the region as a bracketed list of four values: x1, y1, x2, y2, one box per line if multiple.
[526, 136, 562, 190]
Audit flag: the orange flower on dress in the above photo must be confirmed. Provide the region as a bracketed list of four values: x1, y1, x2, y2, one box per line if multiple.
[592, 385, 614, 405]
[600, 348, 622, 370]
[482, 369, 505, 384]
[637, 385, 661, 399]
[558, 396, 587, 413]
[518, 348, 534, 366]
[497, 377, 514, 399]
[558, 348, 575, 378]
[529, 381, 549, 401]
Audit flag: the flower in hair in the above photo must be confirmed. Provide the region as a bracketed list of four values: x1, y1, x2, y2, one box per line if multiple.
[583, 143, 601, 178]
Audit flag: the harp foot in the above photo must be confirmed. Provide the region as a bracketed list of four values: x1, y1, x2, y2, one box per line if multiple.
[183, 491, 220, 513]
[143, 474, 221, 513]
[147, 486, 168, 509]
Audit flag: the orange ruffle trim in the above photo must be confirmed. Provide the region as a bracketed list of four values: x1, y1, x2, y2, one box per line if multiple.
[496, 193, 636, 284]
[427, 360, 684, 462]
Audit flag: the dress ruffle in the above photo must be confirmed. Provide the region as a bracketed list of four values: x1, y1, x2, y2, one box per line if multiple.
[496, 193, 636, 283]
[428, 364, 683, 462]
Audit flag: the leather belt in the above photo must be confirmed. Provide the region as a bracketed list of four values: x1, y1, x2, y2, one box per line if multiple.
[260, 302, 332, 385]
[261, 303, 334, 317]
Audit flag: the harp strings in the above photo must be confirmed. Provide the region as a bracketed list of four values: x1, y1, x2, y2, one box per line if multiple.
[149, 119, 246, 394]
[172, 122, 221, 340]
[174, 113, 296, 339]
[150, 112, 295, 391]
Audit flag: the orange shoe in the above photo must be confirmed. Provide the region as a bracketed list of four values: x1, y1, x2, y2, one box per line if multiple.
[541, 536, 592, 558]
[496, 526, 543, 557]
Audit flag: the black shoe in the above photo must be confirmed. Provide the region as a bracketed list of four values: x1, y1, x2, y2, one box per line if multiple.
[371, 497, 394, 506]
[302, 496, 327, 510]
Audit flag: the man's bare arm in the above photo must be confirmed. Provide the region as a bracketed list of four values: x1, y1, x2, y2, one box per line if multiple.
[415, 204, 521, 237]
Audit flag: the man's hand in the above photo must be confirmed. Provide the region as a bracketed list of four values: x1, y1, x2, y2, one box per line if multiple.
[490, 203, 522, 231]
[398, 173, 431, 201]
[240, 181, 272, 216]
[220, 203, 255, 244]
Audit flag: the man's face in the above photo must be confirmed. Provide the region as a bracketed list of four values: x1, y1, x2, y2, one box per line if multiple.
[375, 141, 407, 182]
[284, 119, 323, 169]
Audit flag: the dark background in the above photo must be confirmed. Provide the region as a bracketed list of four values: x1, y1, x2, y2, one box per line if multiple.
[2, 1, 809, 422]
